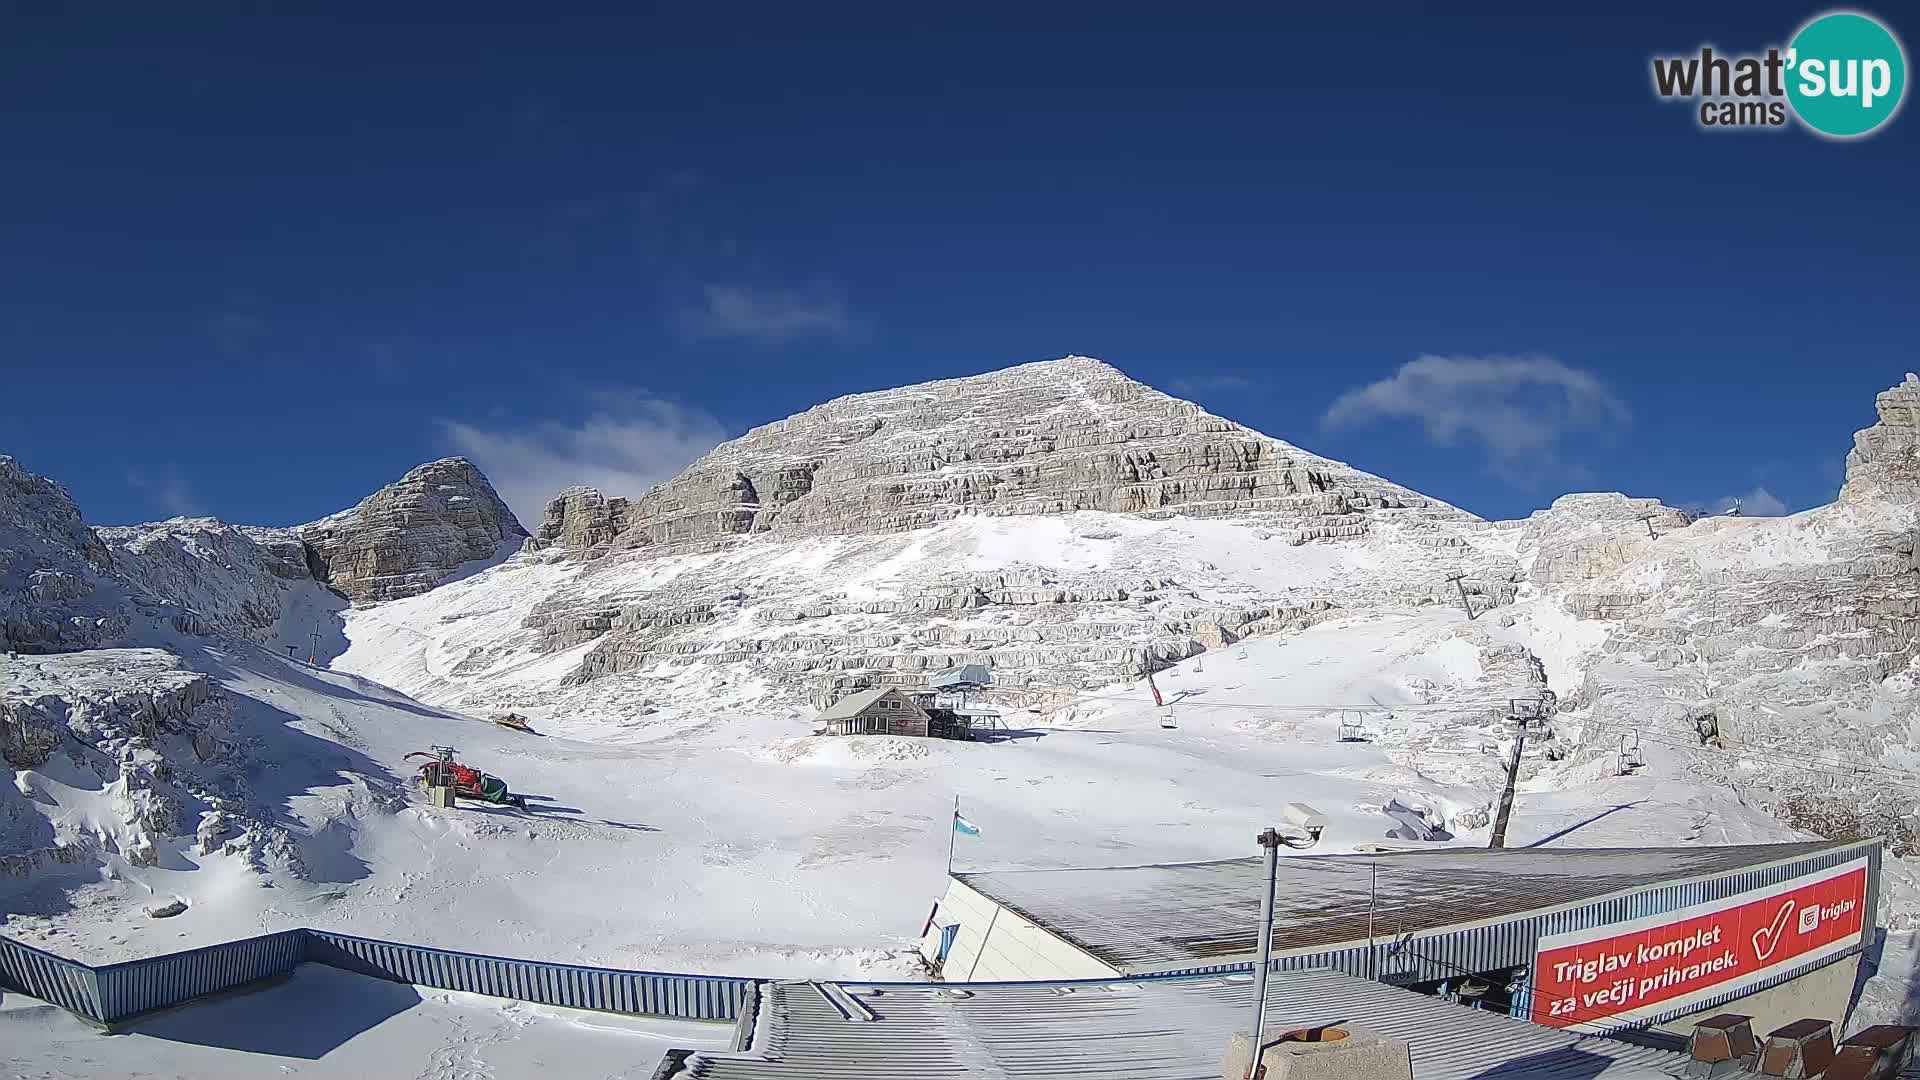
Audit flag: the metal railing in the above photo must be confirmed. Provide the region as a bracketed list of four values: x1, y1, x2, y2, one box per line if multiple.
[0, 926, 751, 1026]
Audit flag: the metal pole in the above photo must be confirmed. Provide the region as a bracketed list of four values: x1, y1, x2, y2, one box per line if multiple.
[1489, 723, 1528, 849]
[1368, 861, 1378, 980]
[946, 795, 959, 876]
[1446, 573, 1475, 620]
[1246, 828, 1282, 1079]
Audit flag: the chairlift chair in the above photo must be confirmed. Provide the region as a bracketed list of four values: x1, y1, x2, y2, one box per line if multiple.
[1160, 707, 1178, 730]
[1617, 732, 1646, 774]
[1337, 709, 1367, 742]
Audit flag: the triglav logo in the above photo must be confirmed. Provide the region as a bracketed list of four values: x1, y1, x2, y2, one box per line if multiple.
[1651, 9, 1907, 137]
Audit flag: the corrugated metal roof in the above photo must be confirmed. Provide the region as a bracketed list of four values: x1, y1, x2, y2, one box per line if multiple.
[817, 687, 893, 720]
[930, 664, 992, 689]
[958, 840, 1848, 973]
[672, 967, 1697, 1080]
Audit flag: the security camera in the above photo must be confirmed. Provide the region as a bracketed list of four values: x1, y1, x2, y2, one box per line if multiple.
[1279, 802, 1327, 847]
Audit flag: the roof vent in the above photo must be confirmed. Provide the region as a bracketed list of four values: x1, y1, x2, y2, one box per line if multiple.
[1758, 1019, 1836, 1078]
[1687, 1014, 1758, 1078]
[810, 981, 876, 1022]
[1824, 1026, 1918, 1080]
[1222, 1025, 1412, 1080]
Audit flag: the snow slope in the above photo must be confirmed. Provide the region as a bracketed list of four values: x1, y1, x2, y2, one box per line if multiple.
[4, 601, 1818, 985]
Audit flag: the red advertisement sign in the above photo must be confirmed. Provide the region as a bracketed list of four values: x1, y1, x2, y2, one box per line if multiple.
[1532, 858, 1868, 1030]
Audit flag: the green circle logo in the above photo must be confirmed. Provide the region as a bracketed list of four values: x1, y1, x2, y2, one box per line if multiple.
[1786, 11, 1907, 137]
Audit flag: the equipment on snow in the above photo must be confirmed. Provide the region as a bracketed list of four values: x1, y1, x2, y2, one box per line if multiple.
[491, 712, 535, 733]
[406, 749, 526, 809]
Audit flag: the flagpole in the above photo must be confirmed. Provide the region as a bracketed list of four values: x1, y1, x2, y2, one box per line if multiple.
[946, 795, 959, 876]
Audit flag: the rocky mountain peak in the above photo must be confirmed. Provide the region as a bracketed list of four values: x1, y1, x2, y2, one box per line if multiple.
[1841, 373, 1920, 508]
[298, 457, 528, 604]
[531, 356, 1464, 558]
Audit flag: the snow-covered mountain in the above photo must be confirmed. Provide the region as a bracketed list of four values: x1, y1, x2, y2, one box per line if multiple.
[356, 358, 1519, 731]
[3, 356, 1917, 1024]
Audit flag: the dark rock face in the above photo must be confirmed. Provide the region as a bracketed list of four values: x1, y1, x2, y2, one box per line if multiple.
[298, 457, 528, 603]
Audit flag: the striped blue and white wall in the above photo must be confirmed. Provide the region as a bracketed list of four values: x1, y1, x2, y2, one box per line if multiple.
[0, 926, 751, 1027]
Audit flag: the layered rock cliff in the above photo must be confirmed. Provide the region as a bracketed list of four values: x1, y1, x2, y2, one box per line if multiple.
[299, 457, 527, 603]
[1842, 372, 1920, 506]
[530, 357, 1464, 559]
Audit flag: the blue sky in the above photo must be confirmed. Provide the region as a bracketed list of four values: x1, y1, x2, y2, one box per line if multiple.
[4, 3, 1915, 528]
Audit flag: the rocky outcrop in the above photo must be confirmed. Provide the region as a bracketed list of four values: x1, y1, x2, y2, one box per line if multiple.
[2, 649, 221, 869]
[1842, 372, 1920, 506]
[1, 455, 126, 653]
[575, 357, 1465, 556]
[1519, 493, 1696, 585]
[527, 486, 635, 558]
[237, 526, 323, 581]
[299, 457, 527, 603]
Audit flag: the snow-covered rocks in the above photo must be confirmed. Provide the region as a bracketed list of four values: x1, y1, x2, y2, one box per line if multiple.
[99, 518, 307, 645]
[430, 360, 1526, 718]
[1, 455, 126, 652]
[1517, 492, 1695, 585]
[143, 896, 188, 918]
[298, 457, 527, 604]
[2, 648, 229, 877]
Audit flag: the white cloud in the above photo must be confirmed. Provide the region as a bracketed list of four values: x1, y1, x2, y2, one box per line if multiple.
[126, 464, 205, 519]
[438, 393, 729, 528]
[676, 284, 865, 345]
[1322, 354, 1631, 486]
[1710, 486, 1790, 517]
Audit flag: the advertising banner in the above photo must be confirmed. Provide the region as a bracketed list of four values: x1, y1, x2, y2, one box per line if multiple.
[1532, 857, 1868, 1030]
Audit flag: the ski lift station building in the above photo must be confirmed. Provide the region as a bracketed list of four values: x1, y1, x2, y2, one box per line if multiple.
[919, 838, 1882, 1036]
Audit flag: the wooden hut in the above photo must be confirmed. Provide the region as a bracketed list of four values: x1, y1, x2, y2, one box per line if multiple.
[817, 688, 930, 737]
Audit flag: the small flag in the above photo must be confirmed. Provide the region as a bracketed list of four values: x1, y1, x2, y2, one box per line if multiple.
[953, 812, 981, 837]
